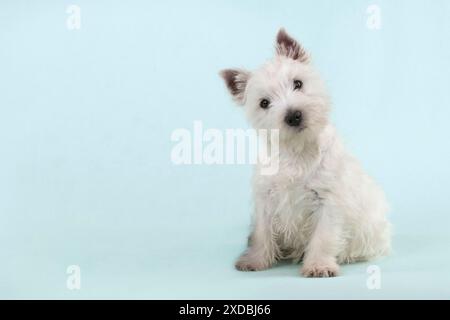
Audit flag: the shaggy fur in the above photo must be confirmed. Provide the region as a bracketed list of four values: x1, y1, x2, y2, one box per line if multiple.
[220, 29, 391, 277]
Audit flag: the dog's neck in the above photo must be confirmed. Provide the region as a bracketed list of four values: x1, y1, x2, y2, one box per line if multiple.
[277, 124, 337, 177]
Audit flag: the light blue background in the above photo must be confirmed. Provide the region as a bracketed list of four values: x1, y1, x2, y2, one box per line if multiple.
[1, 0, 449, 299]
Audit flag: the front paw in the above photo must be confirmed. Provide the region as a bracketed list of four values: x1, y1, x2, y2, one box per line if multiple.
[301, 261, 339, 278]
[235, 254, 271, 271]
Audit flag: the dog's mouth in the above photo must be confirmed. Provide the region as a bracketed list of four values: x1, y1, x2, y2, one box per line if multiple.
[285, 124, 307, 132]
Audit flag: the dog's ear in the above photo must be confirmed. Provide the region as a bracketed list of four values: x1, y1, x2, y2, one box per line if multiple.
[220, 69, 250, 105]
[276, 28, 309, 63]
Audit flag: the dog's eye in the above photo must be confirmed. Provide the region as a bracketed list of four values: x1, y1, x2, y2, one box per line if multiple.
[293, 79, 303, 90]
[260, 99, 270, 109]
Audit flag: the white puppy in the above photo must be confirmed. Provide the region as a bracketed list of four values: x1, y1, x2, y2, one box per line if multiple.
[220, 29, 391, 277]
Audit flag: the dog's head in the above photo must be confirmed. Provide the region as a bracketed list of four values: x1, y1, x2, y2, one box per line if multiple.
[221, 29, 330, 143]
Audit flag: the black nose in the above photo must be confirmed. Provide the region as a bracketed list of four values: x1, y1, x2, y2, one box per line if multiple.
[284, 110, 302, 127]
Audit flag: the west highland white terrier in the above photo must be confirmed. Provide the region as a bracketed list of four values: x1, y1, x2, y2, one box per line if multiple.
[220, 29, 391, 277]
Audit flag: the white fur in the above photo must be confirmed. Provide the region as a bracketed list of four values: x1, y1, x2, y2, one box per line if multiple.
[221, 29, 391, 277]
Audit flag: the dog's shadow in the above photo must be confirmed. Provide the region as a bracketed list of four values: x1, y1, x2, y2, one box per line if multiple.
[237, 259, 373, 278]
[241, 260, 305, 278]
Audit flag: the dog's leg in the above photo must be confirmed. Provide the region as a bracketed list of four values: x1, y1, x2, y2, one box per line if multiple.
[301, 206, 340, 277]
[235, 212, 277, 271]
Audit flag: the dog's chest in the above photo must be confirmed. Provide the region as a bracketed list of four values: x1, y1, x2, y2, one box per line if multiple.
[262, 173, 322, 255]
